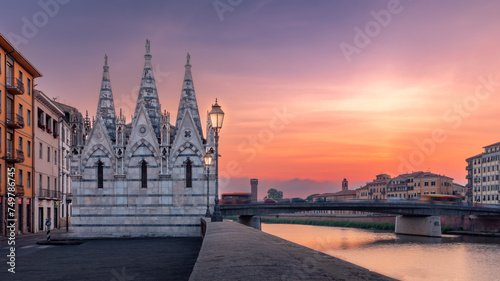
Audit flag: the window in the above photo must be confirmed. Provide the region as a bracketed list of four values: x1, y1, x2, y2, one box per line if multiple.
[40, 143, 43, 159]
[19, 104, 23, 117]
[48, 176, 50, 190]
[27, 78, 31, 96]
[40, 174, 43, 189]
[185, 159, 192, 188]
[0, 127, 2, 149]
[19, 170, 23, 186]
[27, 109, 31, 126]
[27, 141, 31, 157]
[27, 172, 31, 188]
[0, 164, 2, 184]
[54, 151, 57, 165]
[424, 182, 429, 186]
[431, 181, 436, 186]
[47, 147, 50, 162]
[19, 137, 23, 151]
[141, 160, 147, 188]
[97, 161, 103, 188]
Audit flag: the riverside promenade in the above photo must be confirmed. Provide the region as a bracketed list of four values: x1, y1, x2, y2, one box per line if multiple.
[2, 220, 396, 280]
[190, 219, 396, 281]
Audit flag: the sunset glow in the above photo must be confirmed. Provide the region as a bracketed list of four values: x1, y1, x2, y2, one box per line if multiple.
[2, 0, 500, 198]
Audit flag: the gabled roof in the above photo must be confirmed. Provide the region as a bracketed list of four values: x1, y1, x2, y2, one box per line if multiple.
[0, 33, 42, 78]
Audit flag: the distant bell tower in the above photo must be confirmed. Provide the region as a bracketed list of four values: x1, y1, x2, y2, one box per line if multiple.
[250, 179, 258, 202]
[342, 178, 348, 191]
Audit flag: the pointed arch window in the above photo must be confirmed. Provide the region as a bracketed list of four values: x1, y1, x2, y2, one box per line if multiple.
[141, 160, 147, 188]
[97, 160, 104, 188]
[185, 158, 192, 188]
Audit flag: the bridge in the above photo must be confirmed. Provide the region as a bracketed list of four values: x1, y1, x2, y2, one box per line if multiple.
[220, 202, 500, 216]
[220, 202, 500, 237]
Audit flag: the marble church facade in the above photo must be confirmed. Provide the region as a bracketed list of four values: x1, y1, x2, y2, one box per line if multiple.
[69, 40, 215, 237]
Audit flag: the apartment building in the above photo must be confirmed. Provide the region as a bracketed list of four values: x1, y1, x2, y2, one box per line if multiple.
[0, 33, 42, 235]
[34, 90, 64, 232]
[366, 174, 391, 200]
[387, 171, 454, 199]
[466, 142, 500, 205]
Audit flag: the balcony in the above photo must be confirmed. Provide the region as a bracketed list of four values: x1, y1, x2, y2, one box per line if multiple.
[466, 164, 472, 170]
[6, 77, 25, 95]
[15, 185, 25, 196]
[38, 189, 62, 200]
[6, 113, 25, 129]
[5, 149, 24, 163]
[466, 174, 472, 179]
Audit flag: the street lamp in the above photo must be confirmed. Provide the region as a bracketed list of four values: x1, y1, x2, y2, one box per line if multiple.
[209, 99, 224, 222]
[204, 153, 212, 218]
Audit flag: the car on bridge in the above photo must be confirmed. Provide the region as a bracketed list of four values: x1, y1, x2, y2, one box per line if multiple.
[291, 198, 307, 203]
[263, 199, 277, 204]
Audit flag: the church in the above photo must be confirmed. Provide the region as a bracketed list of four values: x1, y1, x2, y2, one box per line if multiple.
[69, 40, 216, 237]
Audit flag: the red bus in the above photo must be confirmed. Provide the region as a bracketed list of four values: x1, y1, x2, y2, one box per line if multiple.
[220, 193, 252, 205]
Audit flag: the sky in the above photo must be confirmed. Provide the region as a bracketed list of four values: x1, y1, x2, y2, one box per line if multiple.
[2, 0, 500, 199]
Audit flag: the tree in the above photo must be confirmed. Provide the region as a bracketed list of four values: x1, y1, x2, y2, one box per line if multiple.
[264, 188, 284, 200]
[306, 194, 319, 203]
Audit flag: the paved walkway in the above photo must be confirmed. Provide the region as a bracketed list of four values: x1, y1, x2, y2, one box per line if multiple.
[0, 230, 202, 281]
[190, 219, 397, 281]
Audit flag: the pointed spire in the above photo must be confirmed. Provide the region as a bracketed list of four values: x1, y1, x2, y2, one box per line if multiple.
[96, 54, 117, 140]
[175, 53, 203, 138]
[133, 39, 162, 138]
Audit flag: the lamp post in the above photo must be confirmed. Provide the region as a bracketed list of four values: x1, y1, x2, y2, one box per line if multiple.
[209, 99, 224, 222]
[204, 153, 212, 218]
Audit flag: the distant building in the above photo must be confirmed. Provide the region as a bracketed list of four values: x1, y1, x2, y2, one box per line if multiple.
[355, 185, 369, 200]
[387, 171, 454, 199]
[250, 179, 258, 202]
[466, 142, 500, 205]
[366, 174, 391, 200]
[314, 178, 356, 200]
[1, 33, 42, 236]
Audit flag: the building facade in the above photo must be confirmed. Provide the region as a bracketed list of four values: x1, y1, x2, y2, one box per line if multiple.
[34, 90, 64, 232]
[54, 101, 78, 228]
[466, 142, 500, 205]
[1, 33, 41, 236]
[387, 171, 454, 199]
[366, 174, 391, 200]
[69, 41, 216, 237]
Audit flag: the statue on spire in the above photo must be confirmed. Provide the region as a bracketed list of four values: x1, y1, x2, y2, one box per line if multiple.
[146, 39, 151, 54]
[104, 54, 108, 66]
[186, 53, 191, 65]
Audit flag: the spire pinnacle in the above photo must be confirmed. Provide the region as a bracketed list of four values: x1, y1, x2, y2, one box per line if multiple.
[175, 53, 203, 138]
[96, 54, 117, 140]
[146, 39, 151, 55]
[134, 40, 162, 138]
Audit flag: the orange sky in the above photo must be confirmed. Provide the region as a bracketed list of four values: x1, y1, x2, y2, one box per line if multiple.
[2, 1, 500, 196]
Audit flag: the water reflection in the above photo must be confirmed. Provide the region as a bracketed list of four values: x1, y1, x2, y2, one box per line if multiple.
[262, 224, 500, 281]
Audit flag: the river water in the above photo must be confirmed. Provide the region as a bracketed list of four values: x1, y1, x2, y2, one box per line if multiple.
[262, 223, 500, 281]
